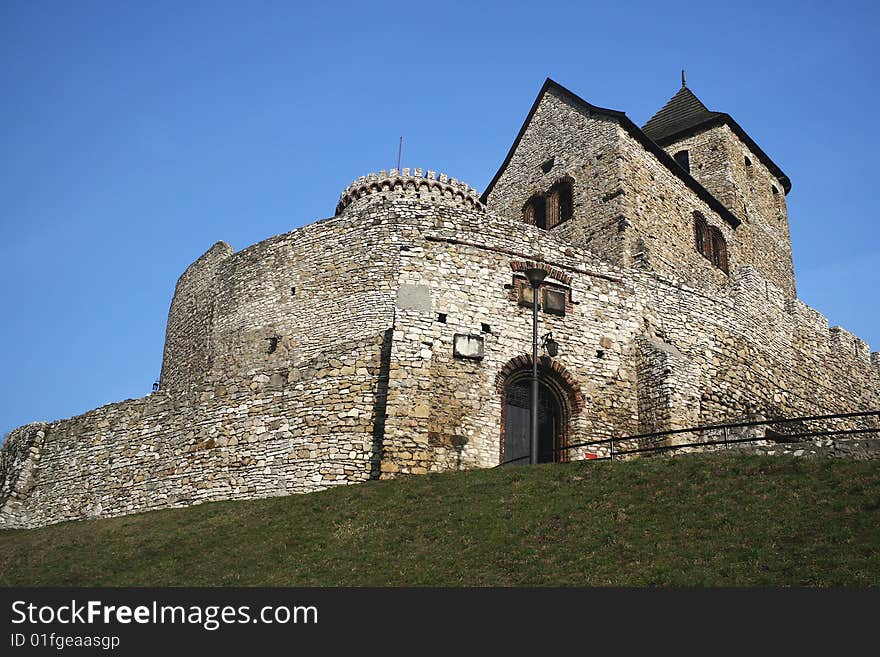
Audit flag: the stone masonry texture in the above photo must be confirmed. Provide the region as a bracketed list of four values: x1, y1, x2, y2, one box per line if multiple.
[2, 81, 879, 528]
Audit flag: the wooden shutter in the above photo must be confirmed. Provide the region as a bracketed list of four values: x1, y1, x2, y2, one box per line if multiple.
[523, 200, 535, 225]
[694, 213, 709, 257]
[711, 228, 729, 274]
[546, 189, 560, 229]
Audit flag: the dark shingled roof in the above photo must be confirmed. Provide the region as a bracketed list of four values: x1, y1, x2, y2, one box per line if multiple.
[642, 86, 723, 142]
[642, 85, 791, 194]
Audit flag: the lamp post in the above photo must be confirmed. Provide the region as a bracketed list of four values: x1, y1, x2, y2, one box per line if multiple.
[524, 267, 547, 465]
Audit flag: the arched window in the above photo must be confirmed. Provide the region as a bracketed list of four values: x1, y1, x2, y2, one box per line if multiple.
[522, 180, 574, 230]
[523, 195, 546, 229]
[673, 150, 690, 174]
[693, 211, 729, 274]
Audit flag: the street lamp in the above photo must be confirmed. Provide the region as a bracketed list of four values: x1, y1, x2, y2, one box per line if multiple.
[524, 267, 547, 465]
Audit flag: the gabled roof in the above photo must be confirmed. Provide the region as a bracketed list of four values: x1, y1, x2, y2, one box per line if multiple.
[481, 78, 741, 228]
[643, 85, 791, 194]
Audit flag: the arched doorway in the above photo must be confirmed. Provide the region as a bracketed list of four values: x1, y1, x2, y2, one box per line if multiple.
[502, 374, 567, 465]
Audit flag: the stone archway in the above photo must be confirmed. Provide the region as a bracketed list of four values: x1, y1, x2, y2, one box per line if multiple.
[496, 356, 584, 465]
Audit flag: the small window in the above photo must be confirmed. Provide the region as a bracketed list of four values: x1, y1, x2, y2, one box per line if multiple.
[673, 150, 690, 174]
[744, 155, 752, 167]
[518, 281, 536, 307]
[543, 288, 566, 316]
[539, 157, 555, 173]
[515, 277, 567, 315]
[523, 180, 574, 230]
[771, 185, 779, 195]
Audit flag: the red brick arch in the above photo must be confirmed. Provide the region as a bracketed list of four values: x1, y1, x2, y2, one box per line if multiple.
[509, 260, 573, 286]
[494, 354, 585, 416]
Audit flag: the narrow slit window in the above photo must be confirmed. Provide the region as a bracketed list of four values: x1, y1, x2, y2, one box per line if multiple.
[673, 150, 690, 174]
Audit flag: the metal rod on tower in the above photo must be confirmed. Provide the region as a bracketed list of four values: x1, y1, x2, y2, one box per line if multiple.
[397, 136, 403, 171]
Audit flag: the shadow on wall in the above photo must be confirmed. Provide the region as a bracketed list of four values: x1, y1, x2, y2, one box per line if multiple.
[369, 327, 394, 480]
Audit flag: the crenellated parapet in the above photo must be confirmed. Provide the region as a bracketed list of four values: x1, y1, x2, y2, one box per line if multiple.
[335, 168, 485, 216]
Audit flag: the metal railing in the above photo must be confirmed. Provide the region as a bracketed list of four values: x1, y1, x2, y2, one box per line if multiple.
[497, 410, 880, 467]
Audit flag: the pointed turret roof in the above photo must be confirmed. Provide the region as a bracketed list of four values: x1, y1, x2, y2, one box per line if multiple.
[642, 85, 723, 142]
[642, 82, 791, 193]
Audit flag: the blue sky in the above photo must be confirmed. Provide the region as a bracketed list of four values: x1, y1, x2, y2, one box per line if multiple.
[1, 0, 878, 438]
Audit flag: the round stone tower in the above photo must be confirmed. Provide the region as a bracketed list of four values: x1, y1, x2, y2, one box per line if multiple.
[335, 167, 485, 216]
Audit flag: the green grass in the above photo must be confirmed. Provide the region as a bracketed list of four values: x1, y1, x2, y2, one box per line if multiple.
[2, 455, 879, 586]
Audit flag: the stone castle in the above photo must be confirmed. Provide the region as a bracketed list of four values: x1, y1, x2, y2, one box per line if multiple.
[3, 78, 879, 528]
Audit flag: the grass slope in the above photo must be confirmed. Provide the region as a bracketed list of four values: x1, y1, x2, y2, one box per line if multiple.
[2, 455, 879, 586]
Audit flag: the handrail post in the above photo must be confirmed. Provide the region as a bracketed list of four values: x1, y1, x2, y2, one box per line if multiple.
[610, 437, 615, 462]
[723, 425, 730, 450]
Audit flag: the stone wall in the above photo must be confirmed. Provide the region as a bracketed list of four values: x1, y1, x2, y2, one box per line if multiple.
[732, 437, 880, 460]
[614, 121, 736, 291]
[0, 423, 47, 528]
[378, 205, 880, 474]
[659, 123, 796, 296]
[0, 335, 386, 529]
[379, 201, 639, 475]
[210, 217, 397, 378]
[160, 241, 233, 394]
[635, 336, 701, 437]
[484, 86, 629, 265]
[484, 83, 796, 300]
